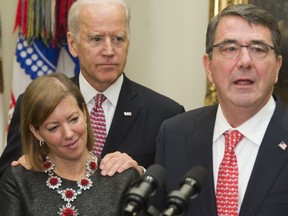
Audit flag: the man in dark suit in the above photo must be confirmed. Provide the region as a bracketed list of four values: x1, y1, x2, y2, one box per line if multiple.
[155, 4, 288, 215]
[0, 0, 184, 178]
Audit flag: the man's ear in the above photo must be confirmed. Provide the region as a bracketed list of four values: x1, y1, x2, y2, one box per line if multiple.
[203, 53, 214, 84]
[67, 32, 78, 58]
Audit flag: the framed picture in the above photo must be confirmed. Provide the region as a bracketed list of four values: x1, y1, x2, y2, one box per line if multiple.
[0, 15, 2, 94]
[205, 0, 288, 105]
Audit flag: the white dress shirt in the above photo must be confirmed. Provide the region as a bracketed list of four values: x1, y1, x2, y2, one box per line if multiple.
[79, 72, 123, 133]
[213, 96, 276, 210]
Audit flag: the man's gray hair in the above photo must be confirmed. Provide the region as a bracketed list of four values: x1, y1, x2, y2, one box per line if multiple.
[68, 0, 130, 40]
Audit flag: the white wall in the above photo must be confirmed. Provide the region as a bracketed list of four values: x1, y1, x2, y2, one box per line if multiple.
[0, 0, 209, 153]
[0, 0, 18, 154]
[125, 0, 209, 110]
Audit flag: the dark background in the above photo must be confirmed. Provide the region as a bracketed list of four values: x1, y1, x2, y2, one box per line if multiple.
[250, 0, 288, 104]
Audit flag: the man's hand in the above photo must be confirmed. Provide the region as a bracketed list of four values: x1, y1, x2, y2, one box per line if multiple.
[100, 151, 143, 176]
[11, 152, 144, 176]
[11, 155, 31, 170]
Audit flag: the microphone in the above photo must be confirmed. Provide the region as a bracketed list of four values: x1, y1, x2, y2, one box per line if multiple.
[161, 165, 209, 216]
[122, 164, 166, 216]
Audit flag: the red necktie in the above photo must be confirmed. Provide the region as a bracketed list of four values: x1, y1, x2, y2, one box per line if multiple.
[90, 93, 106, 157]
[216, 130, 243, 216]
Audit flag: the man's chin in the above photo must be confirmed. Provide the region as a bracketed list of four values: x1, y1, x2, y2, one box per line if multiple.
[97, 73, 122, 86]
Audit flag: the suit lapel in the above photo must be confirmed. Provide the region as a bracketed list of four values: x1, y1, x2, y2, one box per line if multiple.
[72, 73, 140, 154]
[240, 100, 288, 216]
[70, 75, 79, 87]
[187, 106, 218, 216]
[102, 75, 140, 154]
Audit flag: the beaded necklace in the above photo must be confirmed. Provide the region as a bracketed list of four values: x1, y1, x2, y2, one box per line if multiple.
[43, 153, 98, 216]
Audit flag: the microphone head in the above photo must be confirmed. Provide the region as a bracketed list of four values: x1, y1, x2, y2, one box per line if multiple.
[163, 165, 209, 215]
[121, 164, 166, 215]
[182, 165, 209, 192]
[142, 164, 167, 188]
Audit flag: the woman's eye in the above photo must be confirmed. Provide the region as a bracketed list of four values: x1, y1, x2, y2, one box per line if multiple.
[70, 117, 79, 123]
[47, 126, 58, 132]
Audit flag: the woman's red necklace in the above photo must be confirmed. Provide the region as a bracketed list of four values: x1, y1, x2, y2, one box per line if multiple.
[43, 153, 98, 216]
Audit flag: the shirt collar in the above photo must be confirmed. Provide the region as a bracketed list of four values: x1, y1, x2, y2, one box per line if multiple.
[213, 96, 276, 145]
[79, 72, 123, 107]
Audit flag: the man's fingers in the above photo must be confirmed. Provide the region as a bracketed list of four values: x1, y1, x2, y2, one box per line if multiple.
[11, 155, 31, 170]
[11, 160, 20, 167]
[100, 152, 139, 176]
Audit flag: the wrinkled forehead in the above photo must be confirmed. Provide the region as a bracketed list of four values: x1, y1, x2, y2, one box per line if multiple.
[215, 16, 273, 44]
[78, 2, 129, 33]
[79, 3, 128, 24]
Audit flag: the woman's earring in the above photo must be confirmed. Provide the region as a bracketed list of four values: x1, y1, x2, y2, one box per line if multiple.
[39, 140, 44, 147]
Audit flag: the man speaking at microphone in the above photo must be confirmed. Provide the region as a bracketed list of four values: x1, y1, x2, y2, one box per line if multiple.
[154, 4, 288, 216]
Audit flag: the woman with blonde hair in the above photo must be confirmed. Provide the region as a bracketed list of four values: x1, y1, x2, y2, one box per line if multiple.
[0, 73, 139, 215]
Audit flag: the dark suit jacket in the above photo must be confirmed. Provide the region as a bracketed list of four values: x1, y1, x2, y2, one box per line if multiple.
[155, 96, 288, 215]
[0, 74, 184, 178]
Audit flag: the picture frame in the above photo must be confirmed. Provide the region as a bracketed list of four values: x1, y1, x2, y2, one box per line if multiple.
[205, 0, 288, 105]
[0, 16, 2, 94]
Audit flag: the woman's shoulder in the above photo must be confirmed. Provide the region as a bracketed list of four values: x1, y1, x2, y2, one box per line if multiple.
[117, 167, 140, 181]
[0, 166, 28, 192]
[1, 166, 44, 185]
[94, 167, 139, 185]
[1, 166, 25, 179]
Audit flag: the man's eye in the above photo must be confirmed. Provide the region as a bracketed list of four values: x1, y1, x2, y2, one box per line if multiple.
[226, 47, 237, 51]
[113, 36, 124, 42]
[222, 45, 238, 52]
[250, 45, 266, 53]
[92, 37, 101, 42]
